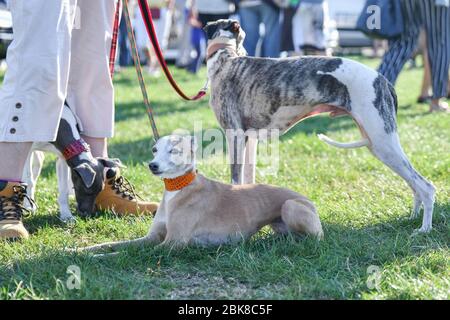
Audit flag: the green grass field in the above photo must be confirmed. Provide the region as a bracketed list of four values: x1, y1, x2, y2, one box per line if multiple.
[0, 57, 448, 300]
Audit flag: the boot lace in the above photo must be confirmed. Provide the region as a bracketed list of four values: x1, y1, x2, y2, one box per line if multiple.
[110, 176, 143, 201]
[0, 185, 35, 221]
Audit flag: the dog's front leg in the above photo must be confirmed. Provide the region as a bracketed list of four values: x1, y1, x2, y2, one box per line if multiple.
[146, 205, 167, 244]
[226, 130, 246, 184]
[56, 157, 75, 223]
[22, 150, 34, 209]
[146, 222, 167, 244]
[243, 135, 258, 184]
[23, 150, 45, 211]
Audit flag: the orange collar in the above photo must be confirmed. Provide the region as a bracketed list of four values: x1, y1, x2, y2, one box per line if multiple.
[163, 171, 197, 191]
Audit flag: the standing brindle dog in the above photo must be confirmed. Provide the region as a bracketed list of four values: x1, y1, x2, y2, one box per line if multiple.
[204, 20, 436, 233]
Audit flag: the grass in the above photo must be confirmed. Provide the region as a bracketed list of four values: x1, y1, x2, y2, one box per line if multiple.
[0, 57, 448, 300]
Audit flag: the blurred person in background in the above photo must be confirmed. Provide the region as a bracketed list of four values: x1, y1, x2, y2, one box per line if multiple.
[239, 0, 281, 57]
[134, 0, 174, 77]
[175, 0, 194, 68]
[417, 31, 450, 104]
[378, 0, 450, 112]
[280, 0, 300, 56]
[188, 0, 235, 73]
[0, 0, 159, 240]
[292, 0, 332, 56]
[118, 10, 132, 70]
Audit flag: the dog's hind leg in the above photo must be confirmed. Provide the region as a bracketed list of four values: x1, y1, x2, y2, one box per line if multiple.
[281, 197, 323, 239]
[270, 217, 289, 234]
[353, 112, 436, 233]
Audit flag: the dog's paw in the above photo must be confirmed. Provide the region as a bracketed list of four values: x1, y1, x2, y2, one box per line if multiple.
[412, 225, 432, 235]
[59, 214, 77, 224]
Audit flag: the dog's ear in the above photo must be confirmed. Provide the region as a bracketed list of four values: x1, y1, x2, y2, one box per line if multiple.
[97, 157, 126, 169]
[203, 22, 218, 39]
[73, 163, 96, 188]
[230, 21, 240, 34]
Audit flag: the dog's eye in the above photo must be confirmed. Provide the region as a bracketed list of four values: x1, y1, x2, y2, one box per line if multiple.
[152, 147, 157, 154]
[170, 149, 181, 154]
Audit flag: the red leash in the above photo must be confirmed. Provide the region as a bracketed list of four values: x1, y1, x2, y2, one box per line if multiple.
[137, 0, 207, 101]
[109, 0, 121, 77]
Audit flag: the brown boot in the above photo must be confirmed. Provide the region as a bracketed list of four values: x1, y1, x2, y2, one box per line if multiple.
[0, 181, 31, 240]
[95, 167, 158, 216]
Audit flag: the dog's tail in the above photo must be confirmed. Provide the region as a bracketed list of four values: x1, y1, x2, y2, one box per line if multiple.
[317, 134, 369, 149]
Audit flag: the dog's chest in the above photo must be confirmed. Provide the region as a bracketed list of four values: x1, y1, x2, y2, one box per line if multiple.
[164, 190, 180, 208]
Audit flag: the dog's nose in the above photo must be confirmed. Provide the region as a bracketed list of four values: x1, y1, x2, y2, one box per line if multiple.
[149, 162, 159, 172]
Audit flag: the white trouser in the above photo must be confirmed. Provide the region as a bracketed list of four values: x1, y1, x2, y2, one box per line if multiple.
[0, 0, 116, 142]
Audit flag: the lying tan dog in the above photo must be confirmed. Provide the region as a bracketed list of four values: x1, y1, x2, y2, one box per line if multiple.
[79, 135, 323, 253]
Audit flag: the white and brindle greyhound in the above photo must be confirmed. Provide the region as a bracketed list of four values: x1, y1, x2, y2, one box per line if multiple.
[203, 20, 435, 233]
[77, 135, 323, 253]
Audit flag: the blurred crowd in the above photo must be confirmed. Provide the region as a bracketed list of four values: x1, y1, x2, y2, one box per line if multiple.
[119, 0, 336, 74]
[120, 0, 449, 111]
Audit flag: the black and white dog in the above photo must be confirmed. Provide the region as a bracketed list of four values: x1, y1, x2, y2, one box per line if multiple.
[204, 20, 436, 233]
[22, 103, 118, 222]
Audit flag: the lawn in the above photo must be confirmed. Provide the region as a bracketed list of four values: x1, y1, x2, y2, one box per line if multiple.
[0, 57, 448, 300]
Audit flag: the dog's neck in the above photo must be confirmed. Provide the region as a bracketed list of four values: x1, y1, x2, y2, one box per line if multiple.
[163, 170, 197, 192]
[63, 140, 95, 168]
[206, 37, 238, 61]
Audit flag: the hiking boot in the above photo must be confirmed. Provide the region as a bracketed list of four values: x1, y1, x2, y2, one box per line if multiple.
[95, 168, 158, 216]
[0, 181, 32, 240]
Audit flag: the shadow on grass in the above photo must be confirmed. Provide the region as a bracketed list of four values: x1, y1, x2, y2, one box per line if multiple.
[3, 201, 446, 299]
[25, 213, 68, 234]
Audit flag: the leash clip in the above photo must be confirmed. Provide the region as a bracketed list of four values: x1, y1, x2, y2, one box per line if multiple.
[200, 79, 209, 93]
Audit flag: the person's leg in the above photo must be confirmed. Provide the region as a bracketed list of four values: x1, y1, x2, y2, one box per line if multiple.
[81, 136, 107, 158]
[260, 2, 281, 58]
[0, 143, 32, 181]
[420, 0, 450, 111]
[176, 7, 193, 68]
[292, 3, 305, 55]
[280, 7, 295, 53]
[378, 0, 421, 84]
[0, 0, 75, 240]
[239, 6, 261, 56]
[419, 42, 432, 101]
[67, 0, 115, 149]
[118, 11, 131, 67]
[448, 74, 450, 98]
[69, 0, 158, 216]
[187, 27, 203, 74]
